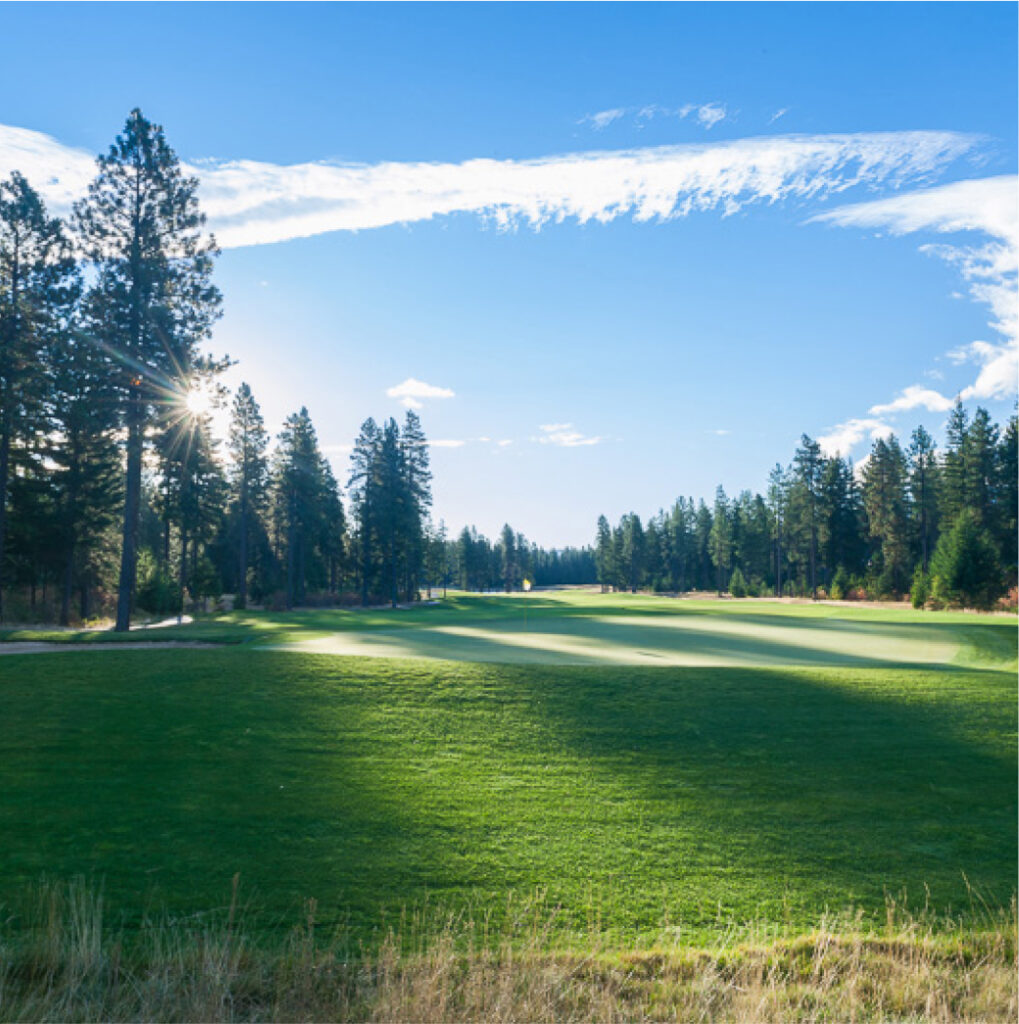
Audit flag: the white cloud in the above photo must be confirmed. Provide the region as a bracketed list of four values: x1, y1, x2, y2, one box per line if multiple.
[0, 123, 975, 250]
[818, 418, 893, 458]
[536, 423, 602, 447]
[580, 108, 626, 130]
[497, 439, 513, 447]
[812, 174, 1018, 413]
[385, 377, 455, 409]
[429, 439, 465, 448]
[769, 108, 789, 125]
[868, 385, 955, 416]
[695, 103, 727, 129]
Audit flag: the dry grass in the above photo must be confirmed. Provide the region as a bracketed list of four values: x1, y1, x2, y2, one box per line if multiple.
[0, 882, 1015, 1022]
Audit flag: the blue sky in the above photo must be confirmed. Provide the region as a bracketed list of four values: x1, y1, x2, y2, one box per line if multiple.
[1, 2, 1016, 546]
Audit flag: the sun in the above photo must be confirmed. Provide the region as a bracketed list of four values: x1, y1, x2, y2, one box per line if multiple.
[185, 385, 213, 417]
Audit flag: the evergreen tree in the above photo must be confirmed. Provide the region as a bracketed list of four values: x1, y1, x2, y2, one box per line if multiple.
[907, 425, 939, 572]
[862, 436, 910, 595]
[47, 325, 121, 624]
[75, 110, 221, 630]
[0, 172, 79, 620]
[708, 486, 732, 595]
[930, 510, 1002, 610]
[227, 383, 269, 608]
[792, 435, 823, 598]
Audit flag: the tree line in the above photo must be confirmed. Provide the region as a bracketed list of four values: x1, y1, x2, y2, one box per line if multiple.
[594, 410, 1017, 609]
[2, 110, 1014, 623]
[0, 109, 591, 625]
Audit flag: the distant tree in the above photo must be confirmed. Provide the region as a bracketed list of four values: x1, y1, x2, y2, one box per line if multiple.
[907, 425, 939, 572]
[228, 383, 269, 609]
[708, 486, 732, 595]
[767, 464, 788, 597]
[930, 510, 1002, 610]
[792, 436, 823, 598]
[862, 436, 910, 595]
[620, 512, 645, 592]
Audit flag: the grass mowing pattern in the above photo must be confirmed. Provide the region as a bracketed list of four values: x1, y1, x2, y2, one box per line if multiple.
[1, 607, 1014, 944]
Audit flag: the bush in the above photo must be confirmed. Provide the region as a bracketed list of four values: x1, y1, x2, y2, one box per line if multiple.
[728, 567, 748, 598]
[910, 566, 930, 610]
[136, 552, 181, 616]
[830, 566, 850, 601]
[930, 511, 1003, 610]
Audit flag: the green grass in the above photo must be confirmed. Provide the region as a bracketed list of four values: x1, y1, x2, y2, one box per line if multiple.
[1, 591, 1015, 669]
[1, 592, 1014, 946]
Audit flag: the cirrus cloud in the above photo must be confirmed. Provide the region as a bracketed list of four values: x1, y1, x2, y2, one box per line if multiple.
[0, 122, 975, 250]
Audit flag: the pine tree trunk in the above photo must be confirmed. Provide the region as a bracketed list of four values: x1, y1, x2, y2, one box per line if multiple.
[178, 528, 187, 625]
[115, 403, 143, 631]
[0, 401, 10, 622]
[60, 538, 74, 627]
[238, 478, 248, 609]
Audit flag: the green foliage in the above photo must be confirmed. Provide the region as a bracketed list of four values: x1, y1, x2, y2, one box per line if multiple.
[135, 551, 181, 615]
[728, 566, 748, 597]
[830, 565, 850, 601]
[911, 565, 930, 610]
[930, 510, 1003, 610]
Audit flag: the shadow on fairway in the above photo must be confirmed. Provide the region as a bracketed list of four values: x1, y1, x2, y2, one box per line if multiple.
[0, 651, 463, 933]
[495, 658, 1017, 925]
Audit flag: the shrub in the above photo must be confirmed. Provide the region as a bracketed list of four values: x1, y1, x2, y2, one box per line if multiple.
[728, 567, 748, 598]
[930, 511, 1003, 610]
[136, 552, 181, 616]
[830, 566, 850, 601]
[910, 566, 930, 610]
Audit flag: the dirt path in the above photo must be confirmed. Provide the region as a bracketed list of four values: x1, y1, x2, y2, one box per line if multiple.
[0, 642, 221, 656]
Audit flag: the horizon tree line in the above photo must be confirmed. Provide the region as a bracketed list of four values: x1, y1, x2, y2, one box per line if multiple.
[594, 409, 1017, 610]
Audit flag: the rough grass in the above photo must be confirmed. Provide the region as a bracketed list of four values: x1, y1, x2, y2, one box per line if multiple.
[0, 881, 1014, 1022]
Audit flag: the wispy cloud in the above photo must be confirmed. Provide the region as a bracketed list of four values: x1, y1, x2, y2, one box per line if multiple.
[0, 123, 975, 249]
[868, 385, 956, 416]
[535, 423, 602, 447]
[769, 108, 789, 125]
[428, 439, 465, 449]
[693, 102, 727, 129]
[579, 108, 626, 130]
[813, 174, 1018, 419]
[818, 417, 894, 458]
[385, 377, 455, 409]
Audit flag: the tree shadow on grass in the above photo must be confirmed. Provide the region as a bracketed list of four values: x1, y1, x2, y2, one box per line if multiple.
[0, 650, 471, 935]
[493, 656, 1017, 930]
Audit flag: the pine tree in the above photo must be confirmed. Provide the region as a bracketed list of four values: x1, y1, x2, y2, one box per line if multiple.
[228, 383, 269, 608]
[862, 436, 910, 595]
[75, 109, 221, 631]
[792, 436, 823, 598]
[47, 325, 121, 624]
[0, 172, 79, 620]
[620, 513, 645, 592]
[708, 486, 732, 595]
[275, 408, 328, 609]
[907, 425, 939, 572]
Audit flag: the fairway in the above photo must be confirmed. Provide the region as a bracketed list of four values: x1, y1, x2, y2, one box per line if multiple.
[0, 593, 1014, 947]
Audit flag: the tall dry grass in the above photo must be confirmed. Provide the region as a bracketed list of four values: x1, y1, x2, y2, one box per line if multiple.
[0, 881, 1014, 1022]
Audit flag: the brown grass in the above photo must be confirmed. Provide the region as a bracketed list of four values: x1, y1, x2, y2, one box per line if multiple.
[1, 882, 1015, 1022]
